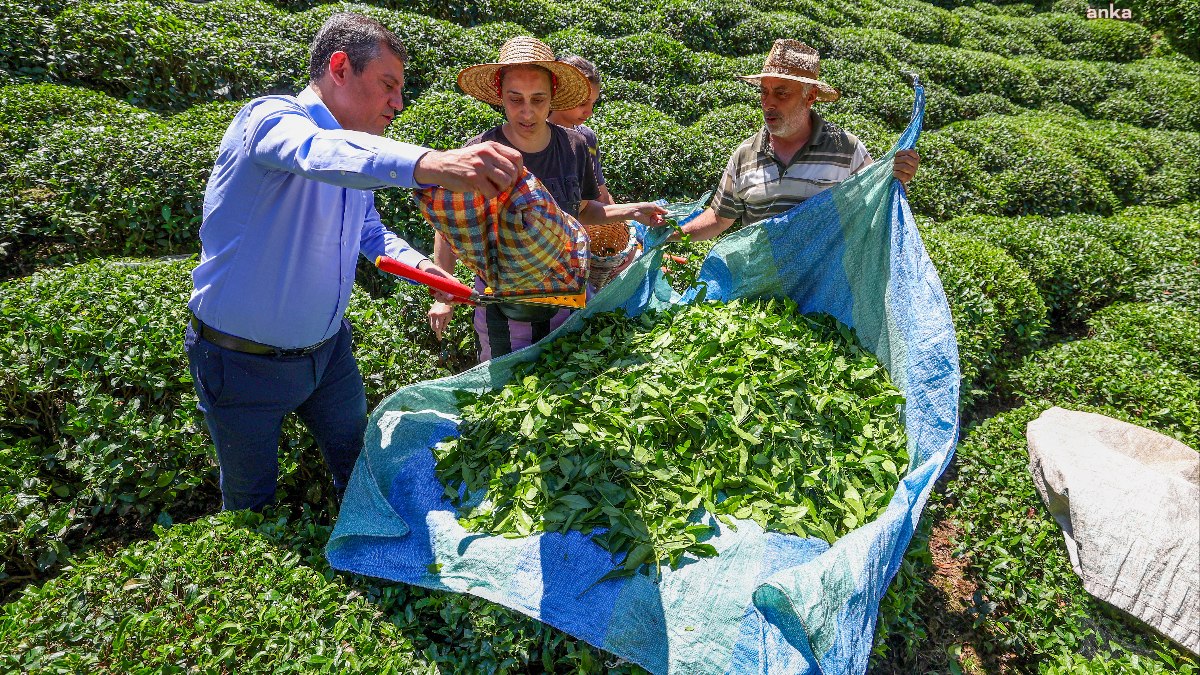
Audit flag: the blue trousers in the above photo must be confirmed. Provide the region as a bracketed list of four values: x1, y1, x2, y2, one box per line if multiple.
[185, 320, 368, 512]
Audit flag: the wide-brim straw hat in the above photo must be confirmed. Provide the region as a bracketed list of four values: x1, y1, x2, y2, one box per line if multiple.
[458, 36, 590, 110]
[736, 39, 840, 103]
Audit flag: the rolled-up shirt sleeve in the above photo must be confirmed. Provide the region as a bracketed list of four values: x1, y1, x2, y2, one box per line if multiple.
[358, 195, 429, 272]
[709, 152, 744, 221]
[247, 101, 430, 190]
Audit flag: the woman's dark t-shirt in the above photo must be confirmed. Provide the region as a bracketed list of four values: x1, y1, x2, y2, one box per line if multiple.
[467, 123, 600, 218]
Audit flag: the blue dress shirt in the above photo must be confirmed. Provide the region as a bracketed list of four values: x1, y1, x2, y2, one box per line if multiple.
[190, 87, 431, 349]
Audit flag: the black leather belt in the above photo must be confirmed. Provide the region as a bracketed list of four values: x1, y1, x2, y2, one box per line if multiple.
[190, 315, 332, 357]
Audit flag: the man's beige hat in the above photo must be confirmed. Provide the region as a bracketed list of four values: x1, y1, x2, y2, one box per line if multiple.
[458, 36, 590, 110]
[736, 39, 840, 103]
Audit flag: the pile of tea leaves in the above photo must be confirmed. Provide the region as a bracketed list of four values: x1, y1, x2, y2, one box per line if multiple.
[434, 298, 908, 574]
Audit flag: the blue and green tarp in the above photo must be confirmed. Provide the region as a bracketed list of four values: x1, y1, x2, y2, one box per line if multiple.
[328, 85, 959, 674]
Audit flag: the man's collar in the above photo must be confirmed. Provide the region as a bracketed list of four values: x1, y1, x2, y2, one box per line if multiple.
[297, 87, 342, 131]
[756, 109, 827, 157]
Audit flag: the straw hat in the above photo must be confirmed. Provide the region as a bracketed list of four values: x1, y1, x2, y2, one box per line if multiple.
[458, 36, 590, 110]
[736, 39, 840, 103]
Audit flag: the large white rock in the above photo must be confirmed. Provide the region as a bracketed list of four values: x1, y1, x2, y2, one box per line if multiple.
[1026, 406, 1199, 655]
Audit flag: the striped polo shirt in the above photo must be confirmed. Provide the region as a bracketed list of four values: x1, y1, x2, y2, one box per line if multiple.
[711, 111, 872, 226]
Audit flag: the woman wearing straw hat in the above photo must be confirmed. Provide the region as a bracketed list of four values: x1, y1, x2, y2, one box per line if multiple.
[428, 36, 667, 361]
[667, 39, 921, 243]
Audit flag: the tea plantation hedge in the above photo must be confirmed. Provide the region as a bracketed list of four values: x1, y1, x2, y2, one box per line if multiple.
[0, 256, 473, 594]
[0, 513, 432, 674]
[3, 0, 1200, 669]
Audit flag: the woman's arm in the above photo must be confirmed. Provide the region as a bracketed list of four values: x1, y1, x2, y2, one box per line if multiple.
[576, 199, 667, 227]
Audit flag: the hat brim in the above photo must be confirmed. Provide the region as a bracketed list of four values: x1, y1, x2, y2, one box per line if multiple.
[458, 61, 591, 110]
[736, 73, 840, 103]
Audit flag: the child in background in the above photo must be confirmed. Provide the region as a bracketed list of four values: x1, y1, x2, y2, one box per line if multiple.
[548, 55, 613, 205]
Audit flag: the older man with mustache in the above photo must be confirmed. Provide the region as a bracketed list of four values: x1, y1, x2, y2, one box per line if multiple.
[670, 39, 920, 242]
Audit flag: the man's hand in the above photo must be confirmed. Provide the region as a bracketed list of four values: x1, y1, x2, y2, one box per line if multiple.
[415, 259, 464, 305]
[627, 202, 668, 227]
[428, 301, 455, 340]
[414, 142, 524, 199]
[893, 149, 920, 184]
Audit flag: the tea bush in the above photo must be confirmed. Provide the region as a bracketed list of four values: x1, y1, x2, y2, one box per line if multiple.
[1088, 302, 1200, 377]
[54, 0, 303, 110]
[940, 402, 1198, 669]
[908, 113, 1200, 219]
[387, 90, 504, 150]
[0, 513, 430, 673]
[287, 5, 482, 98]
[945, 215, 1136, 326]
[0, 94, 224, 276]
[589, 101, 727, 201]
[1005, 340, 1199, 446]
[726, 11, 832, 56]
[1105, 58, 1200, 131]
[228, 506, 632, 674]
[0, 258, 215, 590]
[0, 0, 53, 79]
[0, 256, 469, 594]
[952, 6, 1070, 58]
[922, 227, 1048, 406]
[651, 0, 757, 54]
[899, 43, 1042, 106]
[1124, 0, 1200, 59]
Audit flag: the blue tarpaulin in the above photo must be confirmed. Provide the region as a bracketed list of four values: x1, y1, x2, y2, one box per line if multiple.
[328, 84, 959, 674]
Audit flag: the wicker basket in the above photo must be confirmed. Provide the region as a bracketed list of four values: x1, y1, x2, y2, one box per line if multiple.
[585, 222, 639, 290]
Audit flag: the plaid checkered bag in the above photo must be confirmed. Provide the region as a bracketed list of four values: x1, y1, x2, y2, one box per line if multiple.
[415, 169, 590, 299]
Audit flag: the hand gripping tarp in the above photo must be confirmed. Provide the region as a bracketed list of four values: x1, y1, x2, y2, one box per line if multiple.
[328, 85, 960, 674]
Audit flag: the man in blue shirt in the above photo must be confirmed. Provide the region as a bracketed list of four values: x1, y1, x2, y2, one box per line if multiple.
[186, 12, 524, 512]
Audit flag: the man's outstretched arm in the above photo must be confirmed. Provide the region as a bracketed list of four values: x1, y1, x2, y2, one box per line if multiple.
[665, 207, 737, 243]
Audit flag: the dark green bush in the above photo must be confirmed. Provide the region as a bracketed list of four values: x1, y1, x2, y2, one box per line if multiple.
[819, 27, 907, 70]
[821, 110, 894, 157]
[848, 0, 965, 46]
[1056, 204, 1200, 312]
[0, 513, 428, 673]
[1087, 302, 1200, 377]
[0, 258, 215, 590]
[1103, 59, 1200, 131]
[726, 11, 832, 56]
[752, 0, 849, 28]
[689, 103, 762, 146]
[1056, 14, 1154, 62]
[387, 90, 503, 150]
[1017, 56, 1115, 116]
[651, 0, 757, 54]
[869, 515, 934, 668]
[946, 215, 1136, 326]
[54, 0, 303, 110]
[0, 96, 224, 276]
[939, 402, 1198, 668]
[820, 58, 923, 131]
[0, 0, 54, 79]
[589, 101, 725, 201]
[1005, 341, 1199, 445]
[922, 227, 1048, 406]
[544, 29, 738, 88]
[899, 44, 1043, 106]
[244, 506, 631, 674]
[1125, 0, 1200, 59]
[903, 133, 992, 219]
[0, 255, 469, 595]
[952, 6, 1070, 58]
[288, 5, 479, 99]
[909, 113, 1200, 219]
[656, 80, 760, 125]
[1051, 209, 1197, 275]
